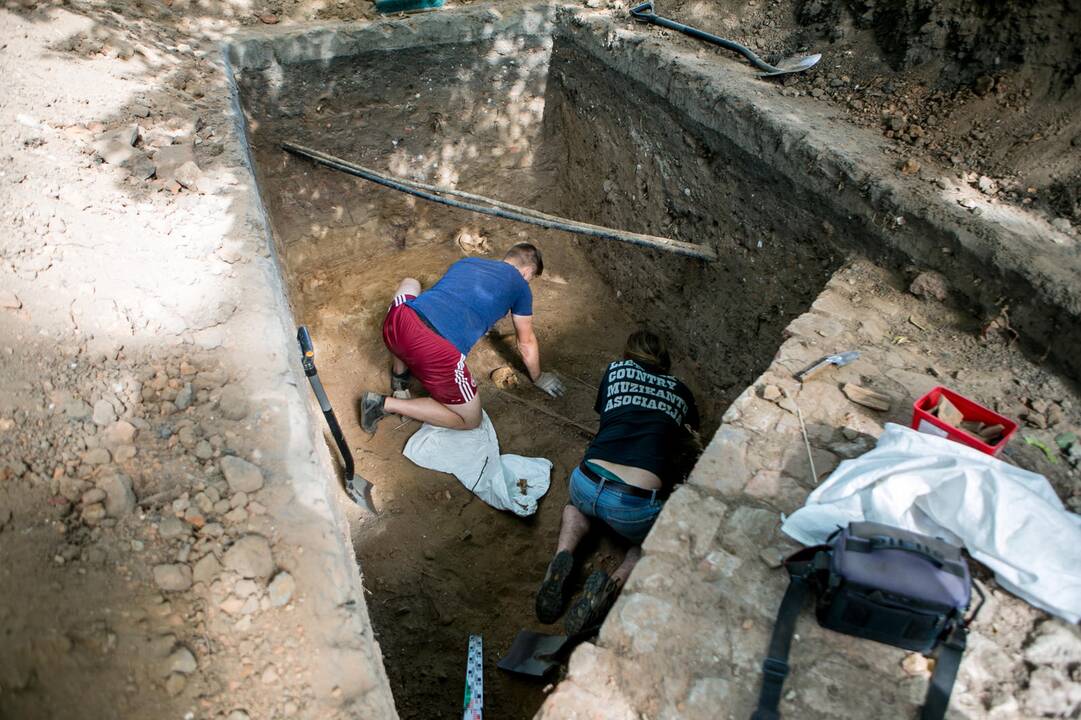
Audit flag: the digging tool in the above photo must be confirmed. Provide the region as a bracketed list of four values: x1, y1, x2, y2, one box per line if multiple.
[497, 626, 600, 678]
[375, 0, 443, 12]
[297, 326, 377, 513]
[629, 2, 821, 77]
[794, 350, 860, 382]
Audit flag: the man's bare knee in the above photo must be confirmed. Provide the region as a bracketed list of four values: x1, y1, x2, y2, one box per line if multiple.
[396, 277, 421, 297]
[452, 397, 483, 430]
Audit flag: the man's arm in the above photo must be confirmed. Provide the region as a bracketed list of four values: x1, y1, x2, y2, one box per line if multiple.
[512, 314, 565, 397]
[512, 314, 542, 381]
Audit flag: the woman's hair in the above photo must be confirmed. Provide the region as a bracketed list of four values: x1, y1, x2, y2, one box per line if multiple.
[623, 329, 671, 374]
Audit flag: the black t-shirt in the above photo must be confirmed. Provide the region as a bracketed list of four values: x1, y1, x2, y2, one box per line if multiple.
[583, 359, 700, 487]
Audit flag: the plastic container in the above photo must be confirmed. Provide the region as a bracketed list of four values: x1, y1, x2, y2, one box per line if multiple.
[911, 386, 1017, 456]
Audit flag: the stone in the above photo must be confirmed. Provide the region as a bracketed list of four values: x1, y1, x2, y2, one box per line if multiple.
[899, 158, 920, 175]
[0, 290, 22, 309]
[175, 383, 193, 410]
[223, 534, 274, 580]
[102, 420, 136, 447]
[1022, 667, 1081, 716]
[99, 473, 136, 517]
[1052, 217, 1073, 234]
[158, 515, 190, 540]
[60, 476, 87, 502]
[92, 125, 139, 165]
[153, 563, 192, 592]
[908, 271, 949, 301]
[64, 399, 92, 420]
[267, 571, 295, 607]
[224, 506, 248, 524]
[193, 440, 213, 460]
[83, 447, 111, 465]
[217, 385, 249, 421]
[164, 673, 186, 696]
[220, 456, 264, 493]
[761, 385, 782, 402]
[165, 646, 197, 675]
[132, 103, 151, 118]
[174, 161, 202, 190]
[227, 712, 250, 720]
[125, 151, 156, 180]
[192, 553, 221, 585]
[1023, 621, 1081, 666]
[219, 596, 245, 615]
[235, 579, 259, 598]
[153, 143, 195, 183]
[81, 503, 107, 525]
[901, 652, 932, 676]
[113, 444, 137, 462]
[977, 175, 997, 195]
[82, 488, 107, 504]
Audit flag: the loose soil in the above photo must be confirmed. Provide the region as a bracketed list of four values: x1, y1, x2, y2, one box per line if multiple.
[237, 41, 708, 719]
[2, 0, 1080, 719]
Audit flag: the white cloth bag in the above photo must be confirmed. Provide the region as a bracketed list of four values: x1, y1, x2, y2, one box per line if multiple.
[782, 423, 1081, 622]
[403, 411, 552, 517]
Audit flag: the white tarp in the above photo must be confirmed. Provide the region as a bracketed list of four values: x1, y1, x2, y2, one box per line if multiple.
[782, 423, 1081, 622]
[403, 411, 552, 517]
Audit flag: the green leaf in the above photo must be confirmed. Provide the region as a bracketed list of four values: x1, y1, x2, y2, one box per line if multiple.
[1024, 436, 1059, 464]
[1054, 432, 1077, 451]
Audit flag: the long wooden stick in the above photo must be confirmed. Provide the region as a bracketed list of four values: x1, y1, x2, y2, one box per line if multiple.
[282, 141, 718, 261]
[491, 388, 597, 437]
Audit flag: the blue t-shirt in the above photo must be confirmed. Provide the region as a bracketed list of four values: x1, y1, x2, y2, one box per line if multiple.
[407, 258, 533, 354]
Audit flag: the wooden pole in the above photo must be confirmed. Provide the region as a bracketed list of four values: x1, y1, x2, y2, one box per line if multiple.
[282, 141, 718, 262]
[491, 389, 597, 438]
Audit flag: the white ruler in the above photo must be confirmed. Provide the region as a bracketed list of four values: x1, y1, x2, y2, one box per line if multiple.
[462, 634, 483, 720]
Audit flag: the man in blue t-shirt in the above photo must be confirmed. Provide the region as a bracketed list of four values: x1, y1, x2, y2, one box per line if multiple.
[360, 243, 565, 432]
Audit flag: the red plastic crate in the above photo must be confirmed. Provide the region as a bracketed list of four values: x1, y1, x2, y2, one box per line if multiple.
[911, 386, 1018, 456]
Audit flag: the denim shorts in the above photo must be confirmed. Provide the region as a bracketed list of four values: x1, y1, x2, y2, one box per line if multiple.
[568, 465, 664, 544]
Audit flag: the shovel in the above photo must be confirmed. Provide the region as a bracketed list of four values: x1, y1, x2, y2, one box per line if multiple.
[497, 631, 573, 678]
[629, 2, 821, 77]
[297, 326, 377, 513]
[496, 625, 603, 678]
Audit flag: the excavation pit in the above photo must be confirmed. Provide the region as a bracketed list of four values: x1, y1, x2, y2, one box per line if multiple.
[225, 5, 1081, 718]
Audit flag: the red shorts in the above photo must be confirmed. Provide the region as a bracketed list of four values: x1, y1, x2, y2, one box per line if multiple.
[382, 294, 477, 405]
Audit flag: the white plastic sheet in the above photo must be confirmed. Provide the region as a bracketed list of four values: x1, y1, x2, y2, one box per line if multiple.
[403, 411, 552, 517]
[782, 423, 1081, 622]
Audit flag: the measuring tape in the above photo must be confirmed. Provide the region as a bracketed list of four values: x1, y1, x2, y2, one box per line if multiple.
[462, 634, 483, 720]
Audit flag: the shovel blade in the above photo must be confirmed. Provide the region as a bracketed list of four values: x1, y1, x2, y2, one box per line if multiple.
[497, 631, 570, 678]
[346, 475, 377, 514]
[759, 52, 822, 77]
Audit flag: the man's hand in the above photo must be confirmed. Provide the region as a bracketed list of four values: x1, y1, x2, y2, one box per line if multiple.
[534, 371, 565, 398]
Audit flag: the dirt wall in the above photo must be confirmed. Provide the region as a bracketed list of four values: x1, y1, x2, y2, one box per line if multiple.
[543, 41, 845, 425]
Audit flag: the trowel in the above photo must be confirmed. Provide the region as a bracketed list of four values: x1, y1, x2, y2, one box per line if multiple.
[297, 326, 377, 513]
[794, 350, 860, 382]
[629, 2, 822, 77]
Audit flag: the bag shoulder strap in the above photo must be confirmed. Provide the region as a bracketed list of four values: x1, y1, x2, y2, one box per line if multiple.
[921, 624, 966, 720]
[750, 547, 828, 720]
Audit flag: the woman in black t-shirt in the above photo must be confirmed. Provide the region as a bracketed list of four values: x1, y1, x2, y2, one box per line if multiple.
[535, 329, 700, 635]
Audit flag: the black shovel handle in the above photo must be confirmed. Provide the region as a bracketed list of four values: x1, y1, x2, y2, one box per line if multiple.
[297, 326, 355, 479]
[630, 1, 780, 74]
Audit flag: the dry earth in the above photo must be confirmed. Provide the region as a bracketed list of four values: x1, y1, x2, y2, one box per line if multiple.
[1, 0, 1079, 719]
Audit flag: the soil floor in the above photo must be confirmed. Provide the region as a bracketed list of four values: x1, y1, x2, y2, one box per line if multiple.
[236, 41, 703, 718]
[1, 0, 1079, 719]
